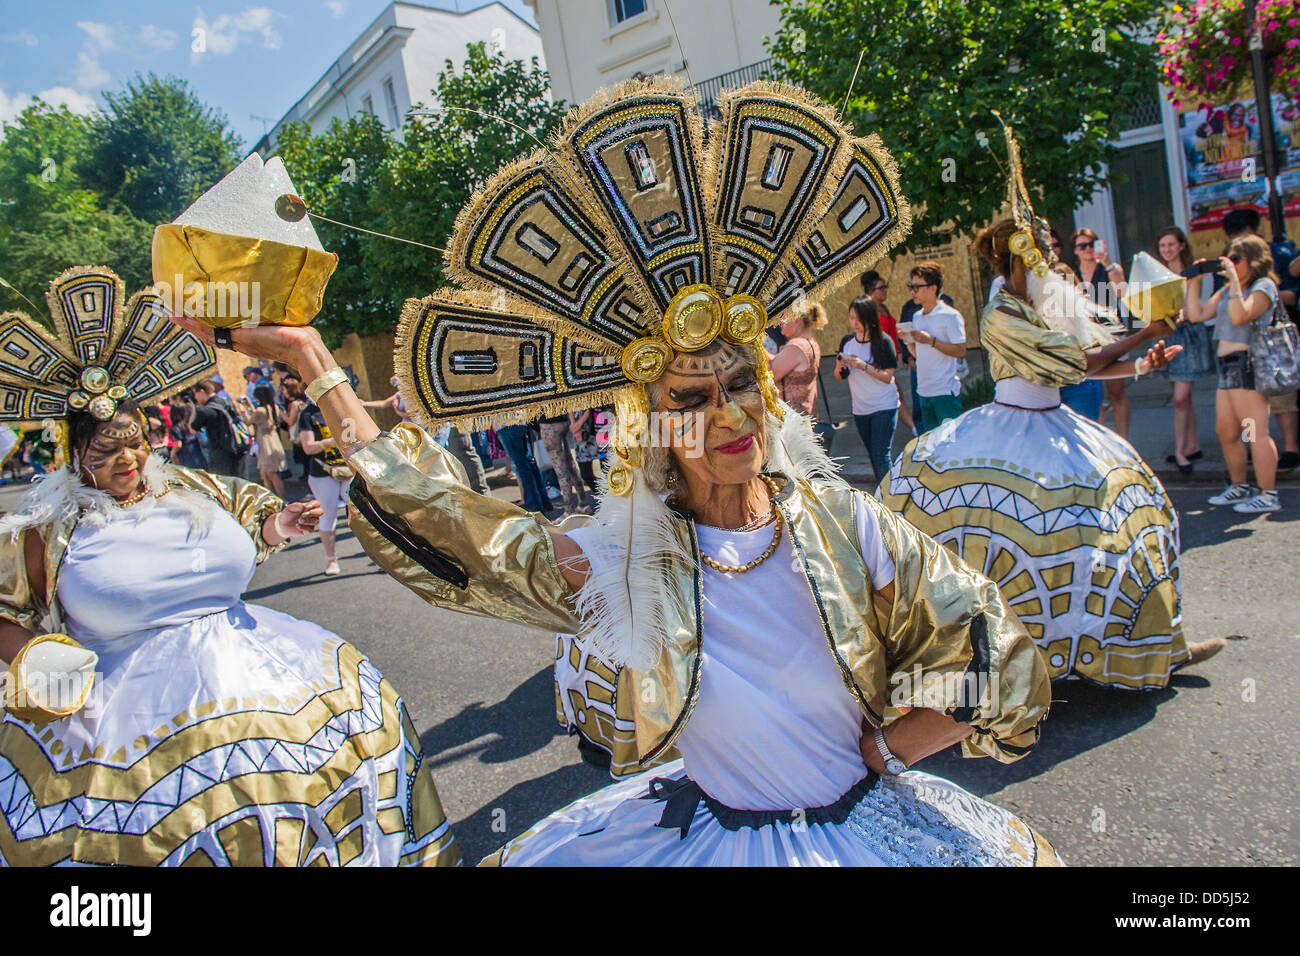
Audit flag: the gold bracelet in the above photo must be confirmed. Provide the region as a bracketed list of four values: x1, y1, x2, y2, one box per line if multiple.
[306, 367, 349, 403]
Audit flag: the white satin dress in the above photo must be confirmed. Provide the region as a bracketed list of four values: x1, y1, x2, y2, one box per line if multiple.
[0, 495, 455, 866]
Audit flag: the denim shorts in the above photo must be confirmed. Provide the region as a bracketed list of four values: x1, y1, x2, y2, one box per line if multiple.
[1217, 351, 1255, 391]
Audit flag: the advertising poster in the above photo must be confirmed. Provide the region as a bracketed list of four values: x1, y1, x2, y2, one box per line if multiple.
[1179, 91, 1300, 235]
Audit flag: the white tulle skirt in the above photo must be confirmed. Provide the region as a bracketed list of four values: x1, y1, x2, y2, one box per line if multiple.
[485, 758, 1062, 867]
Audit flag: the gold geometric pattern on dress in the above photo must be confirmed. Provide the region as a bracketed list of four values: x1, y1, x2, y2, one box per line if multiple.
[882, 457, 1189, 691]
[552, 633, 677, 777]
[0, 641, 460, 866]
[0, 266, 216, 428]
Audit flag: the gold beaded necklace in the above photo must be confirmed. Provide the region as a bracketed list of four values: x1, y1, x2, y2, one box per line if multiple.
[699, 508, 784, 574]
[698, 476, 784, 575]
[115, 486, 150, 508]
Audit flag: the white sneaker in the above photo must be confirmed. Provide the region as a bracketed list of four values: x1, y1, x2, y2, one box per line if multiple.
[1232, 491, 1281, 514]
[1208, 483, 1252, 506]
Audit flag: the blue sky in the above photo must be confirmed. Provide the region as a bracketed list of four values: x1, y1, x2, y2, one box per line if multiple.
[0, 0, 537, 148]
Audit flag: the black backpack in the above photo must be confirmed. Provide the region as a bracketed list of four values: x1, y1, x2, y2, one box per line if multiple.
[211, 397, 251, 457]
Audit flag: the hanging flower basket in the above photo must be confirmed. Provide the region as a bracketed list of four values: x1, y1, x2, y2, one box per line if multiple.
[1157, 0, 1300, 107]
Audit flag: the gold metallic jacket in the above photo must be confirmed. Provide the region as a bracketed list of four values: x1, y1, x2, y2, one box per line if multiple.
[982, 292, 1088, 387]
[349, 425, 1051, 771]
[0, 467, 284, 639]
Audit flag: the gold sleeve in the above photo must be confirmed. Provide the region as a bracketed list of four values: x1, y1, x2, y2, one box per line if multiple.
[170, 467, 286, 563]
[0, 529, 45, 636]
[346, 423, 582, 635]
[980, 299, 1088, 387]
[867, 495, 1051, 763]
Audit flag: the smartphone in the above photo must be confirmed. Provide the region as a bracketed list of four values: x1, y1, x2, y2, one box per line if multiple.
[1094, 239, 1106, 260]
[1180, 261, 1221, 278]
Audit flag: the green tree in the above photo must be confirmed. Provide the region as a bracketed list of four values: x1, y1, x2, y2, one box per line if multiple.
[86, 73, 243, 224]
[275, 113, 397, 347]
[767, 0, 1165, 247]
[0, 102, 153, 309]
[274, 42, 567, 345]
[0, 75, 244, 311]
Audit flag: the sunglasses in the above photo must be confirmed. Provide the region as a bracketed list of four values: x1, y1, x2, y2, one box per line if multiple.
[1074, 242, 1094, 250]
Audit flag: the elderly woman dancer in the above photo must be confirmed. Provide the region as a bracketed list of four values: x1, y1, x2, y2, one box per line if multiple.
[175, 79, 1059, 866]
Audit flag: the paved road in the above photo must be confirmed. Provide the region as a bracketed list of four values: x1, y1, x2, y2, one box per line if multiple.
[3, 475, 1295, 865]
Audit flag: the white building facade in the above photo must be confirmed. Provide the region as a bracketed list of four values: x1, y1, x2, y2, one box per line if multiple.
[255, 1, 545, 156]
[523, 0, 779, 110]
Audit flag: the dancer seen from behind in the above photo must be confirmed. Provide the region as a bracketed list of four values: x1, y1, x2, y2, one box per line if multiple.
[879, 123, 1226, 692]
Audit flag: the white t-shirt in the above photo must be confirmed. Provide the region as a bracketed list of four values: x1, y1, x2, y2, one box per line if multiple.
[840, 335, 899, 415]
[565, 493, 896, 812]
[911, 301, 966, 397]
[675, 496, 896, 810]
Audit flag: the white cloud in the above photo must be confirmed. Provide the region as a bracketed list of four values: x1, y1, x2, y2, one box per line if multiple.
[0, 87, 99, 125]
[73, 21, 114, 90]
[325, 1, 347, 17]
[68, 21, 177, 93]
[2, 30, 38, 48]
[137, 25, 178, 53]
[76, 21, 117, 52]
[74, 50, 111, 89]
[0, 90, 32, 125]
[192, 7, 285, 59]
[38, 87, 98, 115]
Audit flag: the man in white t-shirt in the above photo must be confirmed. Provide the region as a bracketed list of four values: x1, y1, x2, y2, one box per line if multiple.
[902, 260, 966, 432]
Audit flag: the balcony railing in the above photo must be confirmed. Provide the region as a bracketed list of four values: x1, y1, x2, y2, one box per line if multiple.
[693, 58, 775, 117]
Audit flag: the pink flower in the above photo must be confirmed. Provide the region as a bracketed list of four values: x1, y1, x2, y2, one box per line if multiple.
[1232, 37, 1242, 45]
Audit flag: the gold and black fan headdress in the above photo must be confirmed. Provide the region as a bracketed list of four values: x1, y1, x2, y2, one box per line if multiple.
[0, 266, 216, 435]
[396, 78, 911, 493]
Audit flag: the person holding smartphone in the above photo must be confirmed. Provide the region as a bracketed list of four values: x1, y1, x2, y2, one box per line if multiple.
[1183, 235, 1282, 513]
[901, 261, 966, 430]
[835, 297, 899, 484]
[1073, 228, 1132, 437]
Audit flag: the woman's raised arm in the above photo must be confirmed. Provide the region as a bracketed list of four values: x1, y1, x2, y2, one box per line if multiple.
[167, 317, 591, 621]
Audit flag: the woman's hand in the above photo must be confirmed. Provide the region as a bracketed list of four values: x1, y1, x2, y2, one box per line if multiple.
[1218, 256, 1240, 288]
[169, 315, 331, 378]
[263, 499, 323, 546]
[1139, 340, 1182, 374]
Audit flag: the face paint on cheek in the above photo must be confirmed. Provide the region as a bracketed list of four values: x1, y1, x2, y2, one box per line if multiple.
[683, 410, 707, 460]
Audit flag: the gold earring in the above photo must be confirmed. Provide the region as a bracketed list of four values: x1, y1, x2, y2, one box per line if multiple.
[666, 468, 678, 489]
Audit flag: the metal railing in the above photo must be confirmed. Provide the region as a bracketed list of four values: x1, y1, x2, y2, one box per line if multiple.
[693, 58, 775, 117]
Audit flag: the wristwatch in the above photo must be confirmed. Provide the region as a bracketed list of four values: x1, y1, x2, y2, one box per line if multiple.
[874, 727, 907, 775]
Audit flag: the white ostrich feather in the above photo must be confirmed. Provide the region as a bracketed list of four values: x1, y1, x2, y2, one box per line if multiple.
[570, 466, 690, 671]
[1026, 268, 1119, 351]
